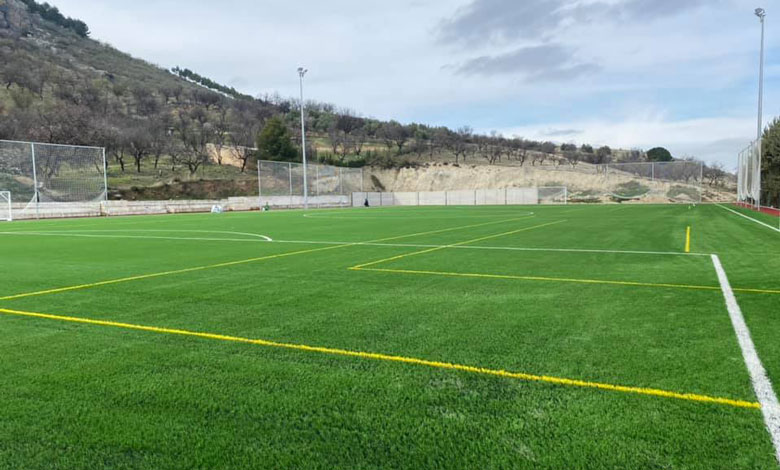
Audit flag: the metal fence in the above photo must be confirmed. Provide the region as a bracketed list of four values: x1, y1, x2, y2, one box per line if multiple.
[353, 187, 568, 207]
[0, 139, 107, 219]
[530, 161, 703, 203]
[258, 160, 364, 208]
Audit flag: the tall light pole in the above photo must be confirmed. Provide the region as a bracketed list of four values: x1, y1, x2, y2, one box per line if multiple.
[298, 67, 309, 210]
[755, 7, 766, 209]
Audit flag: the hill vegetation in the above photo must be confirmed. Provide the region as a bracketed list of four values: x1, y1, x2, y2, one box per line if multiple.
[0, 0, 732, 196]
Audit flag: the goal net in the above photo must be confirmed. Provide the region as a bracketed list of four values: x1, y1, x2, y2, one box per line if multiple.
[0, 140, 107, 219]
[0, 191, 10, 221]
[738, 139, 761, 207]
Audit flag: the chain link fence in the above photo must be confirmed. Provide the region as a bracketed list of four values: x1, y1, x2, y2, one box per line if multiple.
[258, 160, 364, 208]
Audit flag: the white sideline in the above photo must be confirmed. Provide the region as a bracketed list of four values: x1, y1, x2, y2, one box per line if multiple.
[712, 254, 780, 464]
[716, 204, 780, 233]
[0, 230, 707, 257]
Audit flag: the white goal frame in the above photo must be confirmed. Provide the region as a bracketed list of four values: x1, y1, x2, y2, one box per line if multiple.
[0, 191, 11, 221]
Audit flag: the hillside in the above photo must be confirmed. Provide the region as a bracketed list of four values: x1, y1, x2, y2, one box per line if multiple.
[0, 0, 733, 202]
[0, 0, 278, 156]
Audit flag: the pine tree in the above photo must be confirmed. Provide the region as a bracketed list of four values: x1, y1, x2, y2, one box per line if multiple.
[761, 118, 780, 207]
[257, 116, 299, 162]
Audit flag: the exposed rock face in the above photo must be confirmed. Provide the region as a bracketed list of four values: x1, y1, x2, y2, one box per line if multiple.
[0, 0, 33, 38]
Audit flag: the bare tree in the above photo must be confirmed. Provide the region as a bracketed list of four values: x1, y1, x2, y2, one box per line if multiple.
[127, 121, 153, 173]
[175, 113, 214, 175]
[212, 104, 230, 165]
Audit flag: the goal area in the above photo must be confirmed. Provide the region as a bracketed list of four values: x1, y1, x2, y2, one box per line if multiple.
[352, 187, 568, 207]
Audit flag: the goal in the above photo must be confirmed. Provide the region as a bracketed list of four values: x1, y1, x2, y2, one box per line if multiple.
[0, 191, 10, 221]
[0, 140, 107, 220]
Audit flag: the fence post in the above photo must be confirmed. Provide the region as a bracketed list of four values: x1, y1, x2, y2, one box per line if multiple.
[651, 162, 655, 182]
[339, 168, 343, 207]
[30, 142, 39, 219]
[699, 162, 703, 204]
[288, 162, 293, 208]
[102, 147, 108, 202]
[474, 189, 477, 206]
[257, 162, 262, 209]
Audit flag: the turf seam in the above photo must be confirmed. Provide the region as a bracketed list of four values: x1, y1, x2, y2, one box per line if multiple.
[0, 307, 761, 410]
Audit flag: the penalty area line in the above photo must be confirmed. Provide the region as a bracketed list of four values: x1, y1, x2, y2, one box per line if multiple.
[0, 307, 760, 410]
[0, 231, 710, 256]
[350, 266, 780, 295]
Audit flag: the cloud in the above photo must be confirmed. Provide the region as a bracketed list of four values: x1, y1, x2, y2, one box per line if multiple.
[437, 0, 565, 45]
[437, 0, 716, 47]
[542, 128, 583, 137]
[452, 44, 599, 80]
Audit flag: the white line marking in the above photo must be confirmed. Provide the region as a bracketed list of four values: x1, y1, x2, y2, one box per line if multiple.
[716, 204, 780, 233]
[29, 229, 274, 241]
[0, 231, 708, 256]
[712, 254, 780, 464]
[0, 231, 273, 243]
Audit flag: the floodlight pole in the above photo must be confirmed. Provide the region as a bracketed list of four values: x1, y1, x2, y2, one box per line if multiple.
[298, 67, 309, 210]
[755, 7, 766, 209]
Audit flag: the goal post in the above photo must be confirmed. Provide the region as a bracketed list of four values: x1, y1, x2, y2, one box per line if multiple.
[0, 191, 10, 221]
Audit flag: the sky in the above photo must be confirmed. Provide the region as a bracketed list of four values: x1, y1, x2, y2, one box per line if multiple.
[53, 0, 780, 169]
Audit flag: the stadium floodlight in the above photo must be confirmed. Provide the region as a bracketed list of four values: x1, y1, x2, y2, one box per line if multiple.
[755, 7, 766, 209]
[298, 67, 309, 210]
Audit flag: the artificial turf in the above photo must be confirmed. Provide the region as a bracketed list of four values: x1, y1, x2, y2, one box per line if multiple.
[0, 203, 778, 469]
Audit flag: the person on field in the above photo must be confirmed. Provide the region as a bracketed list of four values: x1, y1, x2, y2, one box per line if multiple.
[364, 198, 370, 207]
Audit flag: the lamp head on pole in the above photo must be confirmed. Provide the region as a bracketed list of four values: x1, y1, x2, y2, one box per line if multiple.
[755, 7, 766, 20]
[297, 67, 308, 78]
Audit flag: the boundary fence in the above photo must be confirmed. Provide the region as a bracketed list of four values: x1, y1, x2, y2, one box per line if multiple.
[352, 187, 568, 207]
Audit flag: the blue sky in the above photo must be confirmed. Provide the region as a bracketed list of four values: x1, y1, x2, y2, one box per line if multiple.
[54, 0, 778, 168]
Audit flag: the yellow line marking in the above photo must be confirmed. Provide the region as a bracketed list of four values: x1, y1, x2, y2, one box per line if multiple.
[0, 307, 759, 410]
[352, 220, 566, 269]
[685, 226, 691, 253]
[0, 216, 535, 302]
[0, 245, 343, 301]
[350, 267, 780, 295]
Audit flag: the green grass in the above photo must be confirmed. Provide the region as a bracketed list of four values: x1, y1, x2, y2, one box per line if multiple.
[0, 204, 778, 469]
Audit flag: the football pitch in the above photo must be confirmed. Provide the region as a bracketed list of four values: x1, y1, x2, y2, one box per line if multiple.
[1, 203, 779, 469]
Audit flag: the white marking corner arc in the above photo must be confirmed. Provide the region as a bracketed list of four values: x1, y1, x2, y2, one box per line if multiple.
[712, 254, 780, 464]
